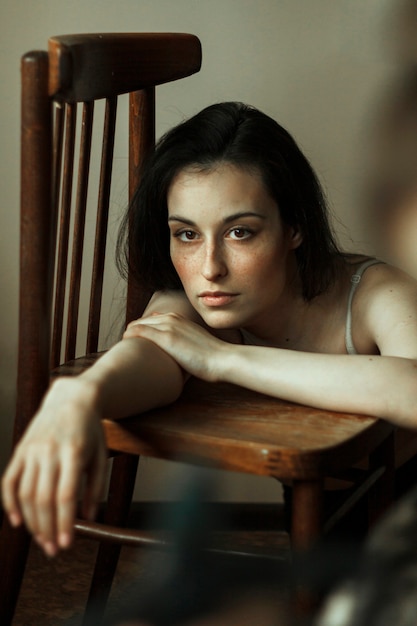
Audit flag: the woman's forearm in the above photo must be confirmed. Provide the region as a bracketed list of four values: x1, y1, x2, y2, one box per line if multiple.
[76, 336, 185, 419]
[217, 344, 417, 427]
[1, 335, 183, 556]
[118, 312, 417, 428]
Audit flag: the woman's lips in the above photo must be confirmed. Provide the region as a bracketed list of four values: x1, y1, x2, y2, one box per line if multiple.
[199, 292, 238, 306]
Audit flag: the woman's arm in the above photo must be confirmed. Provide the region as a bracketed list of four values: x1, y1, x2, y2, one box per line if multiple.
[127, 313, 417, 426]
[220, 348, 417, 426]
[126, 272, 417, 428]
[81, 336, 185, 418]
[1, 292, 192, 556]
[215, 264, 417, 424]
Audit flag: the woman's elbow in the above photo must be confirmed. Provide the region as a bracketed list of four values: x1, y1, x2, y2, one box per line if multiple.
[386, 366, 417, 429]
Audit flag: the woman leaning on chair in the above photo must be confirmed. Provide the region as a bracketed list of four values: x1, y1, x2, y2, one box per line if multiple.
[3, 101, 417, 558]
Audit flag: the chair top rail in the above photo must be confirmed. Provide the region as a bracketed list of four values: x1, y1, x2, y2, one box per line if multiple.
[47, 32, 202, 102]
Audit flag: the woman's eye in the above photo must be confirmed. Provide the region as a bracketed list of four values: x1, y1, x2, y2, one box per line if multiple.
[228, 227, 252, 240]
[175, 230, 197, 242]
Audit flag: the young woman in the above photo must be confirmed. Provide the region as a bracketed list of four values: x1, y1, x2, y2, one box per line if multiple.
[3, 102, 417, 557]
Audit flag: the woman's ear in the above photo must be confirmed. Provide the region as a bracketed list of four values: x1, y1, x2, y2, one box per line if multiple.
[289, 226, 303, 250]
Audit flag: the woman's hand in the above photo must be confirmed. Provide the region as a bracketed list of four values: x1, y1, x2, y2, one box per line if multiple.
[123, 313, 227, 382]
[1, 377, 107, 557]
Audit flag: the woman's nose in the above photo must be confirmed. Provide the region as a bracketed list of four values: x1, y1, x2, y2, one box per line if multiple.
[201, 243, 227, 281]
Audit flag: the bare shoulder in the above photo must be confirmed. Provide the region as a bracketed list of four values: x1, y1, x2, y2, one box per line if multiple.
[143, 289, 201, 321]
[360, 262, 417, 304]
[358, 262, 417, 357]
[142, 290, 242, 344]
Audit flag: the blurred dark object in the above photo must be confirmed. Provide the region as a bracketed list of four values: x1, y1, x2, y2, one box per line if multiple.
[383, 0, 417, 63]
[94, 470, 293, 626]
[90, 470, 365, 626]
[96, 477, 417, 626]
[316, 483, 417, 626]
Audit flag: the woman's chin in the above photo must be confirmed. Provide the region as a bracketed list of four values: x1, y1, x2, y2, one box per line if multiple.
[200, 310, 244, 330]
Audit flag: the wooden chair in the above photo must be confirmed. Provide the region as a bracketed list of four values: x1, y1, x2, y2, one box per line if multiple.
[0, 33, 395, 625]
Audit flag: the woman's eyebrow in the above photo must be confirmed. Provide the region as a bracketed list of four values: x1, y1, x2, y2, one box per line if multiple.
[168, 215, 196, 225]
[168, 211, 266, 225]
[224, 211, 266, 223]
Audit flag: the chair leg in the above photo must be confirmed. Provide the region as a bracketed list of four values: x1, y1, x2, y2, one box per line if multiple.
[82, 453, 140, 625]
[290, 480, 324, 616]
[0, 517, 32, 625]
[368, 432, 395, 527]
[290, 479, 323, 550]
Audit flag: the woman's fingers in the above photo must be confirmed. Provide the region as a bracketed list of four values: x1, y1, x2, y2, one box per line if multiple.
[2, 432, 106, 556]
[1, 455, 24, 528]
[34, 457, 60, 554]
[124, 312, 182, 336]
[55, 448, 83, 550]
[16, 456, 41, 540]
[122, 313, 221, 382]
[1, 377, 108, 557]
[16, 437, 75, 554]
[125, 311, 163, 328]
[18, 456, 61, 558]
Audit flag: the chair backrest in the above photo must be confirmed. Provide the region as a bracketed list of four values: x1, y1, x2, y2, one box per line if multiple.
[17, 33, 201, 442]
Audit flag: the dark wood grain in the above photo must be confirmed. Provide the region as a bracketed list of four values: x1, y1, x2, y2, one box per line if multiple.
[48, 33, 202, 102]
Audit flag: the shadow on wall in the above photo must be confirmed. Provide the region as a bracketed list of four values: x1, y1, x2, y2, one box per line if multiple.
[364, 0, 417, 279]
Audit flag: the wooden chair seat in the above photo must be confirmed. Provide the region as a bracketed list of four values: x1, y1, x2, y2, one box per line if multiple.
[55, 353, 394, 542]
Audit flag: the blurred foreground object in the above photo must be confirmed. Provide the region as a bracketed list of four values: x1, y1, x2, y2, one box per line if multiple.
[365, 0, 417, 278]
[366, 69, 417, 279]
[316, 484, 417, 626]
[96, 470, 292, 626]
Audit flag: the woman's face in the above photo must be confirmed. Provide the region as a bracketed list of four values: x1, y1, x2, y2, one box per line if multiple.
[167, 164, 302, 332]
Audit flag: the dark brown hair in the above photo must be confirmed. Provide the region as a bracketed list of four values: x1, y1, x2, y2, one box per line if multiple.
[117, 102, 341, 300]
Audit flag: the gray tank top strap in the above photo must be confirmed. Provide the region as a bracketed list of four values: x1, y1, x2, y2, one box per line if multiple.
[345, 259, 383, 355]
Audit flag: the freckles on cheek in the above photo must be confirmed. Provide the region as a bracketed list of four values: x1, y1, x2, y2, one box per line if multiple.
[239, 254, 266, 278]
[237, 249, 282, 290]
[172, 255, 193, 287]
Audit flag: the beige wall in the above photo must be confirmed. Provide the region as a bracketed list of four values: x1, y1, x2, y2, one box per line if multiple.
[0, 0, 402, 501]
